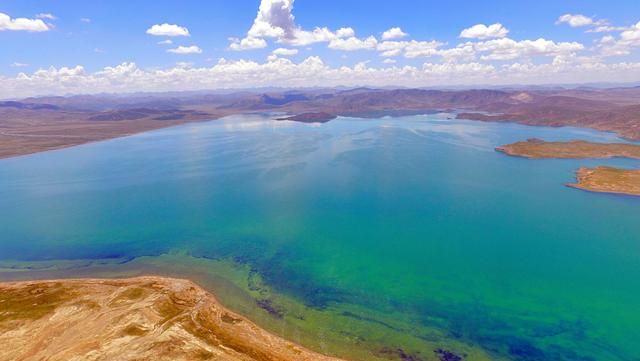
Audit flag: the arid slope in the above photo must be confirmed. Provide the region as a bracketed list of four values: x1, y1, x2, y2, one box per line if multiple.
[0, 276, 344, 361]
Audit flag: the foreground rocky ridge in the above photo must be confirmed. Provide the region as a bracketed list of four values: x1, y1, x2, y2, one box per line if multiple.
[0, 276, 344, 361]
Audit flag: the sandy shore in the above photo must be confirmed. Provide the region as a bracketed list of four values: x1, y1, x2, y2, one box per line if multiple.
[0, 276, 345, 361]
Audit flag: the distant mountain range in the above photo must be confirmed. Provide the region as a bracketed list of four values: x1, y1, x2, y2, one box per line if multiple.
[1, 86, 640, 159]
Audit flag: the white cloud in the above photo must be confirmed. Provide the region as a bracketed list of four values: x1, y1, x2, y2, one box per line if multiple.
[336, 27, 355, 38]
[158, 39, 173, 45]
[80, 18, 91, 23]
[556, 14, 624, 34]
[382, 27, 408, 40]
[460, 23, 509, 39]
[167, 45, 202, 54]
[272, 47, 299, 56]
[11, 62, 29, 67]
[382, 58, 396, 64]
[329, 36, 378, 51]
[404, 40, 445, 58]
[474, 38, 584, 60]
[438, 44, 476, 62]
[556, 14, 594, 27]
[618, 22, 640, 46]
[287, 27, 340, 46]
[35, 13, 56, 20]
[0, 12, 50, 32]
[229, 37, 268, 50]
[378, 40, 444, 58]
[5, 57, 640, 99]
[588, 25, 627, 33]
[232, 0, 374, 50]
[246, 0, 296, 40]
[146, 23, 190, 37]
[598, 21, 640, 56]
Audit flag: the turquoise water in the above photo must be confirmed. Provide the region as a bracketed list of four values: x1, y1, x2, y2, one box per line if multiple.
[1, 114, 639, 361]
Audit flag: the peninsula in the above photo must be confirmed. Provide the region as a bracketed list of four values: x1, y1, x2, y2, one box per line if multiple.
[0, 276, 344, 361]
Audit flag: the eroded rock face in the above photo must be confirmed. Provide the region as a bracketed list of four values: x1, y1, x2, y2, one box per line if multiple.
[0, 277, 345, 361]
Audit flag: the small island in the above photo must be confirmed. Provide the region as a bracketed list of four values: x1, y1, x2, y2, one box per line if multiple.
[568, 166, 640, 196]
[0, 277, 343, 361]
[496, 139, 640, 197]
[496, 139, 640, 159]
[276, 112, 337, 123]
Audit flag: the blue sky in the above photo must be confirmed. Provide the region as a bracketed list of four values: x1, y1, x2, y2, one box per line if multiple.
[1, 0, 640, 97]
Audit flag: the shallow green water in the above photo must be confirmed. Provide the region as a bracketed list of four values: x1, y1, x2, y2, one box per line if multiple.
[1, 114, 639, 361]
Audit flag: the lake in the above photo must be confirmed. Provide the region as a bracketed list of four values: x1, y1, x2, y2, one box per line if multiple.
[1, 114, 639, 361]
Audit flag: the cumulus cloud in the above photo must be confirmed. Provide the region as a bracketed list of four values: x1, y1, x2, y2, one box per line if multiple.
[556, 14, 594, 27]
[0, 12, 50, 32]
[146, 23, 190, 37]
[232, 0, 375, 50]
[35, 13, 56, 20]
[247, 0, 296, 40]
[382, 27, 408, 40]
[460, 23, 509, 39]
[588, 25, 627, 33]
[229, 36, 268, 50]
[272, 47, 299, 56]
[329, 36, 378, 51]
[167, 45, 202, 54]
[377, 40, 444, 58]
[556, 14, 624, 34]
[438, 44, 477, 62]
[598, 21, 640, 56]
[474, 38, 584, 60]
[5, 57, 640, 99]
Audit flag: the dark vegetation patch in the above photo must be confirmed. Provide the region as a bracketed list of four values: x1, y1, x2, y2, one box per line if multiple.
[255, 298, 285, 319]
[340, 311, 398, 331]
[375, 346, 424, 361]
[434, 348, 464, 361]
